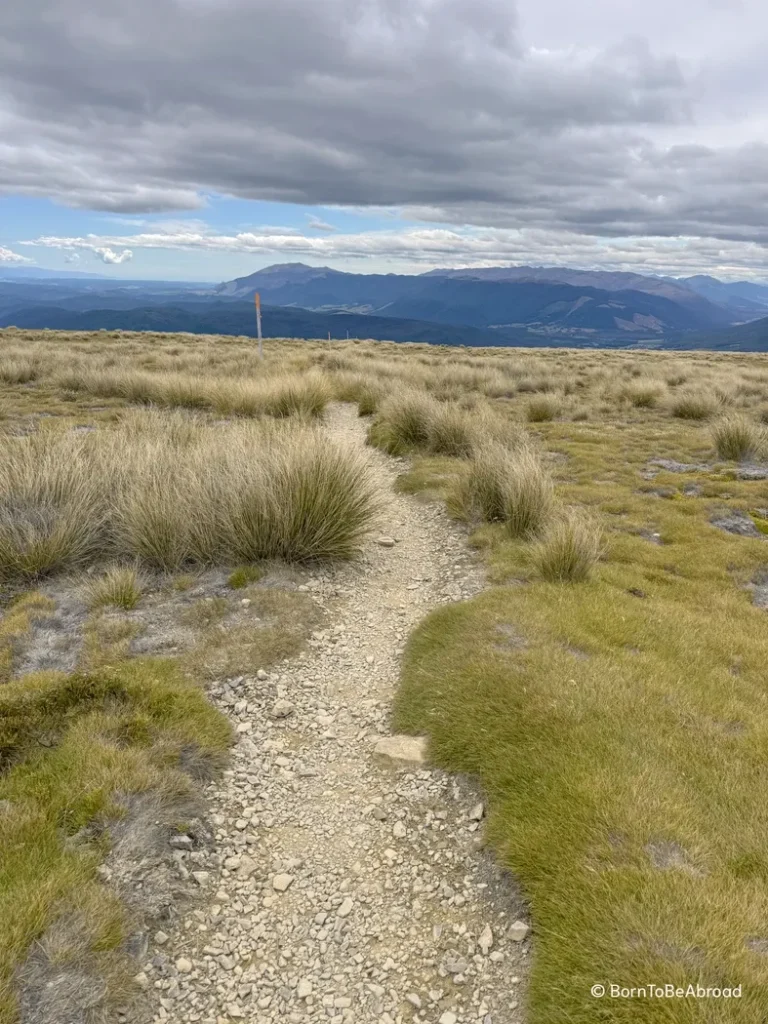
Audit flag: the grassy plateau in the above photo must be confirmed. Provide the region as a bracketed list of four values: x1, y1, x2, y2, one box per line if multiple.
[2, 326, 768, 1022]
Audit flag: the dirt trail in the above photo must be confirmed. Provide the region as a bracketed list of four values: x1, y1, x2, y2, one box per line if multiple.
[143, 403, 530, 1024]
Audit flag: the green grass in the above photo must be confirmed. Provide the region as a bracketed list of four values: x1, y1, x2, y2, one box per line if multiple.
[395, 410, 768, 1024]
[0, 659, 231, 1022]
[227, 564, 264, 589]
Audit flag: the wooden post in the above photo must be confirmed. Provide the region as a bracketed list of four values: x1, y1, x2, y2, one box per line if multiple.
[255, 292, 263, 360]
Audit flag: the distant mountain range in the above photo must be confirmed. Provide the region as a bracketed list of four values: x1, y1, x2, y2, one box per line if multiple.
[214, 263, 768, 343]
[0, 302, 534, 347]
[2, 262, 768, 350]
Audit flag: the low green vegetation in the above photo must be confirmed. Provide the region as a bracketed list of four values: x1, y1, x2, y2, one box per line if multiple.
[395, 402, 768, 1024]
[227, 564, 264, 589]
[0, 659, 231, 1022]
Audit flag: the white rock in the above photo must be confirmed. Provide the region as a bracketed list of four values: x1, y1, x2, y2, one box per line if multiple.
[237, 855, 258, 879]
[508, 919, 530, 942]
[478, 923, 494, 954]
[336, 897, 354, 918]
[439, 1013, 458, 1024]
[393, 821, 407, 839]
[297, 979, 313, 999]
[175, 957, 193, 974]
[375, 536, 396, 547]
[272, 873, 294, 892]
[154, 930, 169, 946]
[270, 699, 294, 719]
[373, 735, 428, 764]
[469, 802, 485, 821]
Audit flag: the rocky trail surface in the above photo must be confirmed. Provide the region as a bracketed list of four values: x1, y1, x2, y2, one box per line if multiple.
[141, 404, 530, 1024]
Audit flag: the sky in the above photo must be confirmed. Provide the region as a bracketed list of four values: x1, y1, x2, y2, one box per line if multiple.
[1, 0, 767, 283]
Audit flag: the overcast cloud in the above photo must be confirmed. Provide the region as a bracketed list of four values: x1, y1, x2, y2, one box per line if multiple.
[2, 0, 768, 274]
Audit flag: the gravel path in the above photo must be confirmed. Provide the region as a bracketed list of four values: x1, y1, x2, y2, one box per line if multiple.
[142, 403, 530, 1024]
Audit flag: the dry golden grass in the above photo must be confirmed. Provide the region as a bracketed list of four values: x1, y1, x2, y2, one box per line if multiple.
[0, 412, 379, 580]
[711, 414, 765, 462]
[4, 327, 768, 1024]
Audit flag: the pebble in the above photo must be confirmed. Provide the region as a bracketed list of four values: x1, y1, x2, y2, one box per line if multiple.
[269, 699, 294, 719]
[272, 873, 294, 892]
[336, 897, 354, 918]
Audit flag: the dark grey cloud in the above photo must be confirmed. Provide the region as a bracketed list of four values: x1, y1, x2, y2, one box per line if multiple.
[1, 0, 767, 250]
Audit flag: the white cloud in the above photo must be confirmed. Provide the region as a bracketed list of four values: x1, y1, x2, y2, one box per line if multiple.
[21, 227, 768, 280]
[307, 215, 337, 232]
[0, 245, 34, 264]
[94, 246, 133, 264]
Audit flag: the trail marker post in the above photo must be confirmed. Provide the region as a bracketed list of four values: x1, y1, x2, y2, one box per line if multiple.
[254, 292, 263, 360]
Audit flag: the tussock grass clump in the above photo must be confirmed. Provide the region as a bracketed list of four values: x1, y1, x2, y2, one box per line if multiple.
[0, 355, 40, 384]
[622, 380, 665, 408]
[357, 383, 381, 417]
[84, 566, 144, 609]
[526, 396, 561, 422]
[424, 403, 477, 458]
[670, 389, 718, 420]
[451, 443, 553, 538]
[370, 392, 516, 459]
[368, 390, 436, 454]
[711, 415, 764, 462]
[255, 373, 331, 419]
[0, 413, 379, 581]
[0, 433, 108, 581]
[227, 565, 264, 589]
[531, 508, 603, 582]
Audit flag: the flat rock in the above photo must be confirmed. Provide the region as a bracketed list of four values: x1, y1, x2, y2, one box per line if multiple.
[336, 897, 354, 918]
[375, 536, 396, 547]
[272, 873, 294, 892]
[374, 735, 428, 764]
[648, 458, 708, 474]
[711, 512, 763, 538]
[508, 920, 530, 942]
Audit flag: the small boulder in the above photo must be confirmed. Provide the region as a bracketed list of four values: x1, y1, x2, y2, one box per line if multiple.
[508, 919, 530, 942]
